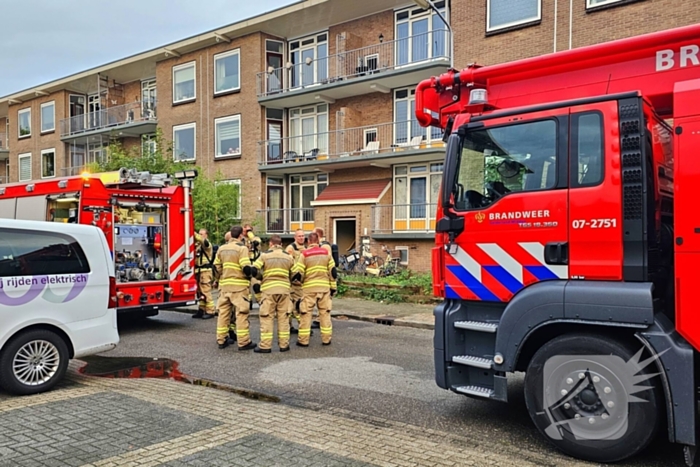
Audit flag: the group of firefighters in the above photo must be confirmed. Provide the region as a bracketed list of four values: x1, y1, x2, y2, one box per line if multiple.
[193, 224, 337, 353]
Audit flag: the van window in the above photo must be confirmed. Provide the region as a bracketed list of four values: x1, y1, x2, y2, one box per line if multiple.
[0, 228, 91, 277]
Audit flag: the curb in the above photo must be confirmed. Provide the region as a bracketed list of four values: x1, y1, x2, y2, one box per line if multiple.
[336, 313, 434, 330]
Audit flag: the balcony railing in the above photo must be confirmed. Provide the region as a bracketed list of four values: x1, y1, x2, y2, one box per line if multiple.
[371, 203, 437, 235]
[257, 208, 315, 234]
[259, 120, 444, 165]
[0, 132, 7, 150]
[257, 29, 450, 97]
[60, 101, 157, 138]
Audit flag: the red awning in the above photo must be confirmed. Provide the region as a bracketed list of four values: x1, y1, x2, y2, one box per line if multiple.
[310, 179, 391, 206]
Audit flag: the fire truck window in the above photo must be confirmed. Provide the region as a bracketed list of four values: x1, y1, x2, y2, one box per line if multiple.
[455, 119, 557, 210]
[573, 112, 604, 187]
[0, 228, 90, 277]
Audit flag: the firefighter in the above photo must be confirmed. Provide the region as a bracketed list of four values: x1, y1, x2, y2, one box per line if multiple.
[243, 224, 262, 308]
[193, 228, 215, 320]
[285, 229, 306, 334]
[214, 230, 236, 341]
[292, 232, 337, 346]
[213, 225, 257, 351]
[311, 227, 333, 329]
[252, 234, 295, 353]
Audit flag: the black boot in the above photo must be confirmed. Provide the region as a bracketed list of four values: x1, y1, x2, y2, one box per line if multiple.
[238, 342, 256, 351]
[192, 310, 204, 319]
[202, 313, 214, 320]
[279, 346, 290, 352]
[218, 337, 234, 349]
[311, 321, 320, 329]
[290, 326, 299, 334]
[228, 331, 237, 342]
[254, 346, 271, 353]
[296, 341, 309, 348]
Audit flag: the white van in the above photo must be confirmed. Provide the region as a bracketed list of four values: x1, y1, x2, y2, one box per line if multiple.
[0, 219, 119, 395]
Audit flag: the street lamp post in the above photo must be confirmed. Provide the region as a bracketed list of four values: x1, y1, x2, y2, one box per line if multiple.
[412, 0, 453, 68]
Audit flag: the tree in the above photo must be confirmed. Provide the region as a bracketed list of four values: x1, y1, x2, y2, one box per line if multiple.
[91, 129, 242, 245]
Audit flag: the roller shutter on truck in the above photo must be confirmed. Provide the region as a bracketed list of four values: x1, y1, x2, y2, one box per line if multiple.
[15, 196, 48, 221]
[0, 198, 16, 219]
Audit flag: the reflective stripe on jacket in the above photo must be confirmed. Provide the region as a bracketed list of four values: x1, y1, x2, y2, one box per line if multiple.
[214, 241, 251, 292]
[292, 244, 336, 293]
[253, 246, 295, 294]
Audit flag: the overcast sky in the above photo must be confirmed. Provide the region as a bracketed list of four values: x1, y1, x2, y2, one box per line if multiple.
[0, 0, 294, 97]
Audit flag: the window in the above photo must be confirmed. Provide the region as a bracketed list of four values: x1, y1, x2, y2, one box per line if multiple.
[41, 102, 55, 133]
[487, 0, 540, 32]
[394, 88, 442, 145]
[142, 79, 157, 114]
[455, 119, 557, 210]
[0, 228, 90, 277]
[216, 179, 242, 220]
[19, 153, 31, 181]
[289, 33, 328, 88]
[173, 123, 196, 161]
[266, 108, 284, 163]
[142, 134, 157, 157]
[289, 104, 328, 156]
[290, 173, 327, 222]
[18, 108, 31, 138]
[214, 49, 240, 94]
[395, 1, 448, 66]
[587, 0, 627, 8]
[572, 112, 604, 187]
[215, 115, 241, 158]
[395, 246, 409, 266]
[173, 62, 196, 103]
[394, 163, 442, 229]
[41, 149, 55, 179]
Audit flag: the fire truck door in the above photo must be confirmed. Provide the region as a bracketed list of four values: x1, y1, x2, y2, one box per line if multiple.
[445, 111, 569, 303]
[567, 101, 623, 281]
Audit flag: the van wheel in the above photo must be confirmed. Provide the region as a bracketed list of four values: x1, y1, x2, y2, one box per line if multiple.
[523, 333, 660, 463]
[0, 329, 69, 395]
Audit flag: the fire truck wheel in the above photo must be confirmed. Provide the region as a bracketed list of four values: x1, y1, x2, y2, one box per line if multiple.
[523, 333, 661, 463]
[0, 329, 70, 396]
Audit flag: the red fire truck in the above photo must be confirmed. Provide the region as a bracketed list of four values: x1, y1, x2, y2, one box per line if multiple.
[0, 168, 198, 318]
[416, 24, 700, 464]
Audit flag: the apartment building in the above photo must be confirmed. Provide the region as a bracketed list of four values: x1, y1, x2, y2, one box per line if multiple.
[0, 0, 697, 272]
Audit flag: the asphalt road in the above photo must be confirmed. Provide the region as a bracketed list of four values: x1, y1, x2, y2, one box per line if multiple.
[103, 310, 687, 467]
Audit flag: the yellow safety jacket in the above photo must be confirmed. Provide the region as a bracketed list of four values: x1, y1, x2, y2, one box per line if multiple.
[214, 241, 251, 293]
[292, 243, 337, 293]
[253, 246, 295, 294]
[195, 233, 214, 272]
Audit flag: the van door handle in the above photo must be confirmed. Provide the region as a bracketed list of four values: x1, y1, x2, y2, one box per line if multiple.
[544, 242, 569, 265]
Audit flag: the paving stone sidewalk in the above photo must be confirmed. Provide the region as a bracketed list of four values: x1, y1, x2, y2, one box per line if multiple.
[172, 295, 435, 330]
[0, 362, 591, 467]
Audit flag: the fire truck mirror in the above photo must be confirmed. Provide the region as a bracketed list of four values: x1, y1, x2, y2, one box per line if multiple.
[442, 133, 461, 210]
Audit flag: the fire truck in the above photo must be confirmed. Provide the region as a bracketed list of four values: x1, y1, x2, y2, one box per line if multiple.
[0, 168, 198, 318]
[416, 23, 700, 464]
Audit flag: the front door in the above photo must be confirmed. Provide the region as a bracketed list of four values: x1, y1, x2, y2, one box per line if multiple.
[267, 185, 283, 232]
[446, 110, 569, 302]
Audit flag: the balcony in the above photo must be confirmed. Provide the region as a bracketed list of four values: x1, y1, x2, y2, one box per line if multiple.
[0, 133, 8, 161]
[258, 120, 445, 173]
[257, 208, 315, 235]
[60, 101, 157, 142]
[371, 203, 437, 239]
[256, 30, 451, 108]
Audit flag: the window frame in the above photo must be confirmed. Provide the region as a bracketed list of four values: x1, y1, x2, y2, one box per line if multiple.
[394, 245, 409, 266]
[394, 1, 449, 66]
[141, 133, 157, 157]
[172, 122, 196, 162]
[288, 32, 329, 88]
[486, 0, 541, 33]
[216, 179, 242, 219]
[288, 104, 329, 155]
[213, 48, 241, 95]
[40, 101, 55, 134]
[586, 0, 631, 9]
[18, 108, 31, 138]
[41, 148, 56, 179]
[289, 172, 328, 211]
[393, 163, 442, 224]
[570, 111, 605, 188]
[18, 152, 32, 181]
[172, 61, 196, 104]
[214, 114, 242, 159]
[453, 117, 561, 212]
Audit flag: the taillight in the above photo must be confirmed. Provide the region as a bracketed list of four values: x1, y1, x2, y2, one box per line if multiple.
[109, 276, 117, 308]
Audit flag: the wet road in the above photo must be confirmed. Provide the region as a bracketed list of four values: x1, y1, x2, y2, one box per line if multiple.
[104, 310, 687, 467]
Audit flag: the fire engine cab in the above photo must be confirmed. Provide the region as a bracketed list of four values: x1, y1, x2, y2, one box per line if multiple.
[416, 24, 700, 464]
[0, 168, 198, 318]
